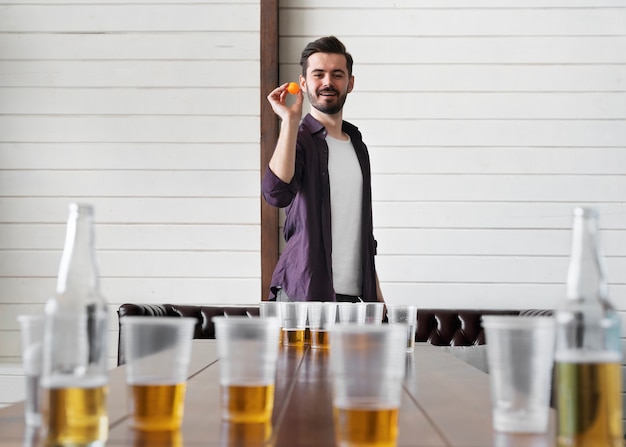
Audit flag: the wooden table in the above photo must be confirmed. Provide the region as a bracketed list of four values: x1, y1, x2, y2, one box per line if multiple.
[0, 341, 556, 446]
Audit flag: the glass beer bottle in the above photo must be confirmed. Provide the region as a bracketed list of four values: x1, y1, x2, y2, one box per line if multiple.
[555, 207, 623, 447]
[42, 204, 108, 446]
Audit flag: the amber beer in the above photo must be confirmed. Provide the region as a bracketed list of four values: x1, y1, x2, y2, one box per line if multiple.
[334, 405, 399, 447]
[129, 382, 187, 430]
[281, 328, 305, 347]
[221, 383, 275, 422]
[43, 383, 108, 446]
[556, 359, 623, 447]
[310, 330, 330, 349]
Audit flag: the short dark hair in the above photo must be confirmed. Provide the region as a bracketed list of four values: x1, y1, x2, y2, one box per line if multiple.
[300, 36, 353, 78]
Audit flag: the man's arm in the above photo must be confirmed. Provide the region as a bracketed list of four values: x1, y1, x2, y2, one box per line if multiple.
[266, 82, 304, 183]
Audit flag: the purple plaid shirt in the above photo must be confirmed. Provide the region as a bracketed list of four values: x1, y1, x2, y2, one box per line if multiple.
[261, 114, 378, 302]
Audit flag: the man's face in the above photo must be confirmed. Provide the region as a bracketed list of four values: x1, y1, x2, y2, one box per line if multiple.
[301, 52, 354, 116]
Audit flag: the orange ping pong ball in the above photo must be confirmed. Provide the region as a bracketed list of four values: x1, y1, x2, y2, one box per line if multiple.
[287, 82, 300, 95]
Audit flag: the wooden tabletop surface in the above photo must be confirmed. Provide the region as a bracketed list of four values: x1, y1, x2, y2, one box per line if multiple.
[0, 340, 556, 446]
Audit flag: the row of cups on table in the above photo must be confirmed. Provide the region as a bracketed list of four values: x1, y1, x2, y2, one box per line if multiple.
[17, 307, 556, 445]
[260, 301, 418, 352]
[119, 308, 417, 446]
[16, 302, 419, 447]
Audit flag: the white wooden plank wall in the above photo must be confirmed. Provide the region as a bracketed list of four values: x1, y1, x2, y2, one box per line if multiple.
[0, 0, 261, 406]
[278, 0, 626, 431]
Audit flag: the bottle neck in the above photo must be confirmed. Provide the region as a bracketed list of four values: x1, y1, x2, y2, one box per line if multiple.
[56, 204, 99, 297]
[565, 208, 607, 302]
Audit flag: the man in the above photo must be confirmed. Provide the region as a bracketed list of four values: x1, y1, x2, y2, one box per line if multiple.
[262, 36, 384, 303]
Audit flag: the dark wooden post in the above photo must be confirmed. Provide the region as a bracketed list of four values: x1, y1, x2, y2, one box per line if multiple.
[260, 0, 279, 300]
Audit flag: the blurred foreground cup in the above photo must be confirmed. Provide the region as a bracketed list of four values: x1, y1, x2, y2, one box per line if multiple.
[122, 316, 196, 431]
[482, 315, 555, 433]
[17, 314, 45, 427]
[329, 324, 406, 447]
[386, 305, 418, 352]
[213, 316, 281, 422]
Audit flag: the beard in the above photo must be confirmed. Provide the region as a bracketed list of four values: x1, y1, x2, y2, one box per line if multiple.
[307, 87, 348, 115]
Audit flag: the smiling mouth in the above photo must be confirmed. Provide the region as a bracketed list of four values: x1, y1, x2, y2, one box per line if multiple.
[319, 89, 337, 97]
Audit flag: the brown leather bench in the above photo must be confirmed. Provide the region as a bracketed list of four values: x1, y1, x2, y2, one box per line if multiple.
[116, 303, 260, 365]
[116, 303, 534, 366]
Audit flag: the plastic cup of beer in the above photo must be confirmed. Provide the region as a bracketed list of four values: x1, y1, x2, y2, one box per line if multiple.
[337, 302, 366, 325]
[122, 316, 196, 431]
[482, 315, 556, 433]
[213, 316, 281, 422]
[329, 324, 406, 447]
[279, 302, 307, 347]
[308, 302, 337, 349]
[304, 301, 322, 345]
[17, 314, 45, 427]
[386, 305, 418, 352]
[364, 302, 384, 325]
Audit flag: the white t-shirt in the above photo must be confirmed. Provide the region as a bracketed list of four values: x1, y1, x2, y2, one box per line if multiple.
[326, 134, 363, 296]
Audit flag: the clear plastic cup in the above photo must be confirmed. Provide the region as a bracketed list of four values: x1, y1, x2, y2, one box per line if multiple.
[259, 301, 281, 319]
[17, 315, 45, 427]
[329, 324, 407, 447]
[364, 302, 385, 325]
[386, 305, 418, 352]
[259, 301, 282, 345]
[122, 316, 196, 431]
[279, 302, 307, 347]
[307, 302, 337, 349]
[213, 316, 281, 422]
[337, 302, 366, 325]
[482, 316, 556, 433]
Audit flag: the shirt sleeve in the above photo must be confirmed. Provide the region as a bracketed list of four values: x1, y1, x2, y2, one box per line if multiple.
[261, 165, 297, 208]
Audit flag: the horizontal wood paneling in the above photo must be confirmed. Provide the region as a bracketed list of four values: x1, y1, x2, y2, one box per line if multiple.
[376, 255, 626, 284]
[372, 202, 626, 229]
[0, 277, 260, 305]
[0, 143, 259, 170]
[0, 4, 259, 32]
[0, 34, 259, 61]
[0, 224, 259, 250]
[0, 61, 260, 86]
[0, 88, 260, 115]
[375, 228, 626, 256]
[369, 147, 626, 175]
[358, 120, 626, 147]
[0, 198, 259, 224]
[378, 282, 626, 310]
[0, 0, 263, 377]
[0, 251, 260, 278]
[372, 174, 626, 202]
[347, 92, 626, 119]
[0, 116, 260, 142]
[282, 36, 626, 64]
[0, 171, 259, 197]
[281, 8, 626, 36]
[355, 65, 626, 92]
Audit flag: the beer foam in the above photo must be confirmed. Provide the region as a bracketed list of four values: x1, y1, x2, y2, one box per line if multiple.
[555, 349, 621, 363]
[42, 374, 107, 389]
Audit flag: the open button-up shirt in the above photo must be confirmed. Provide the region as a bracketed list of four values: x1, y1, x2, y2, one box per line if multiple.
[261, 114, 378, 302]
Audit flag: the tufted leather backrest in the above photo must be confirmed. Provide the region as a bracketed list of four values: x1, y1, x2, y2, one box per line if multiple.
[117, 303, 260, 365]
[413, 309, 521, 346]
